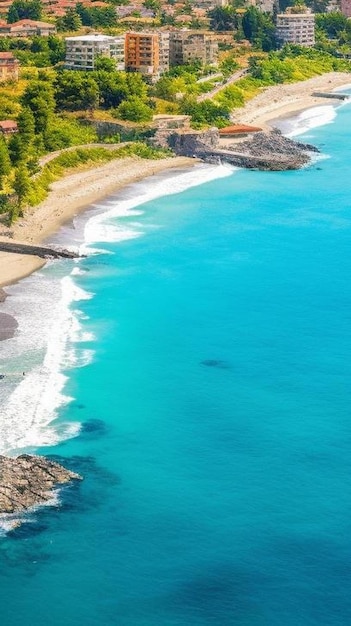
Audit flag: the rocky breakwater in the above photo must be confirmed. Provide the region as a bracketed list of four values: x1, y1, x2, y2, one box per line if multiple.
[167, 128, 319, 171]
[226, 129, 319, 170]
[0, 454, 82, 516]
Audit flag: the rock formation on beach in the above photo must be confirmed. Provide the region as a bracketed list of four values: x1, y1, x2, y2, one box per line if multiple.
[0, 454, 82, 514]
[164, 127, 319, 170]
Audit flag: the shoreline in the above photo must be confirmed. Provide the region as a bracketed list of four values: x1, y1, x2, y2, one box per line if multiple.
[0, 155, 196, 290]
[232, 71, 351, 127]
[0, 71, 350, 292]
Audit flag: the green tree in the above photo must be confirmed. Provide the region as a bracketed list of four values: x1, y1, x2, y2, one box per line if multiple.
[48, 35, 66, 64]
[56, 8, 82, 32]
[54, 71, 99, 111]
[17, 106, 36, 146]
[75, 3, 117, 27]
[0, 137, 11, 187]
[8, 133, 26, 166]
[126, 72, 148, 98]
[13, 164, 31, 211]
[180, 98, 230, 127]
[143, 0, 161, 12]
[242, 7, 276, 51]
[116, 96, 153, 122]
[315, 12, 349, 37]
[7, 0, 43, 22]
[95, 56, 116, 72]
[208, 6, 238, 31]
[92, 70, 128, 107]
[21, 80, 55, 133]
[30, 36, 49, 53]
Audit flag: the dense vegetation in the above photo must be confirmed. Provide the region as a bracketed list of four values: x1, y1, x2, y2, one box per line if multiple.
[1, 142, 171, 223]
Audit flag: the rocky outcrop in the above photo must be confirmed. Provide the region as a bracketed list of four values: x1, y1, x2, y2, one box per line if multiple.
[233, 129, 318, 160]
[166, 128, 219, 155]
[164, 127, 318, 171]
[0, 454, 82, 514]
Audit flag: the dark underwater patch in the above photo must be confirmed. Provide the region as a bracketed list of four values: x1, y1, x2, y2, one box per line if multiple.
[47, 455, 121, 486]
[80, 418, 107, 437]
[201, 359, 231, 369]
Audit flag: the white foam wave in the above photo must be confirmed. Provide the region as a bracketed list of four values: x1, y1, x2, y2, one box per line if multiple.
[0, 491, 61, 536]
[286, 105, 337, 137]
[0, 163, 234, 455]
[83, 163, 234, 247]
[0, 272, 92, 454]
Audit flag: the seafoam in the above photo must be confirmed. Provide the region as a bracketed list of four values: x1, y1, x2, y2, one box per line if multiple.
[0, 163, 234, 458]
[82, 163, 235, 249]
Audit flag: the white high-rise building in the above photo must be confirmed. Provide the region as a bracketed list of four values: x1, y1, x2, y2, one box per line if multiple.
[276, 10, 315, 47]
[65, 34, 125, 71]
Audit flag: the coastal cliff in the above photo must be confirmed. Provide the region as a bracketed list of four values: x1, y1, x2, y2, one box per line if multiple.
[0, 455, 82, 515]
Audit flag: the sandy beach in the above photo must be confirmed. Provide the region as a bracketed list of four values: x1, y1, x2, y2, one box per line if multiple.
[0, 70, 350, 294]
[232, 71, 351, 127]
[0, 155, 196, 290]
[232, 72, 351, 128]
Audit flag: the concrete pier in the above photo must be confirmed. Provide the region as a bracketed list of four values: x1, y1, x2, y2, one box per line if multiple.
[312, 92, 350, 100]
[0, 241, 81, 259]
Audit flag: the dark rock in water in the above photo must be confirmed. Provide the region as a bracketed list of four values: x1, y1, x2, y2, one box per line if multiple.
[81, 418, 106, 435]
[0, 454, 82, 515]
[201, 359, 230, 369]
[48, 454, 120, 485]
[10, 521, 49, 540]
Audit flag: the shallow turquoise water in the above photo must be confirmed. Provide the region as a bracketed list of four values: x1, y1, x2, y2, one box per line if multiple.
[1, 103, 351, 625]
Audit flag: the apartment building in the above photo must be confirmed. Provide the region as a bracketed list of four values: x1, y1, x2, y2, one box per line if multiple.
[125, 32, 169, 79]
[65, 34, 125, 71]
[0, 52, 19, 82]
[276, 10, 315, 47]
[169, 31, 218, 67]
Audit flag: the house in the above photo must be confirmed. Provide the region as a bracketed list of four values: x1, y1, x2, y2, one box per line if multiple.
[0, 19, 56, 37]
[0, 119, 18, 134]
[0, 52, 19, 82]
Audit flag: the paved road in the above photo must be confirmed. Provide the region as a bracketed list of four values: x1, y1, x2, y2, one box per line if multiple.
[197, 68, 249, 102]
[196, 72, 223, 84]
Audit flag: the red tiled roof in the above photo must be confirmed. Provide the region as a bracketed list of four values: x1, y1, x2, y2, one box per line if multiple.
[219, 124, 262, 134]
[0, 120, 18, 130]
[10, 19, 55, 27]
[0, 51, 16, 59]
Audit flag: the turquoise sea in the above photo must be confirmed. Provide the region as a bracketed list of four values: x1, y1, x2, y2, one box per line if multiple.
[0, 99, 351, 625]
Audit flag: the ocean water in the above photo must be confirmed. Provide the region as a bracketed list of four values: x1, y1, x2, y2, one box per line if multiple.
[1, 100, 351, 625]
